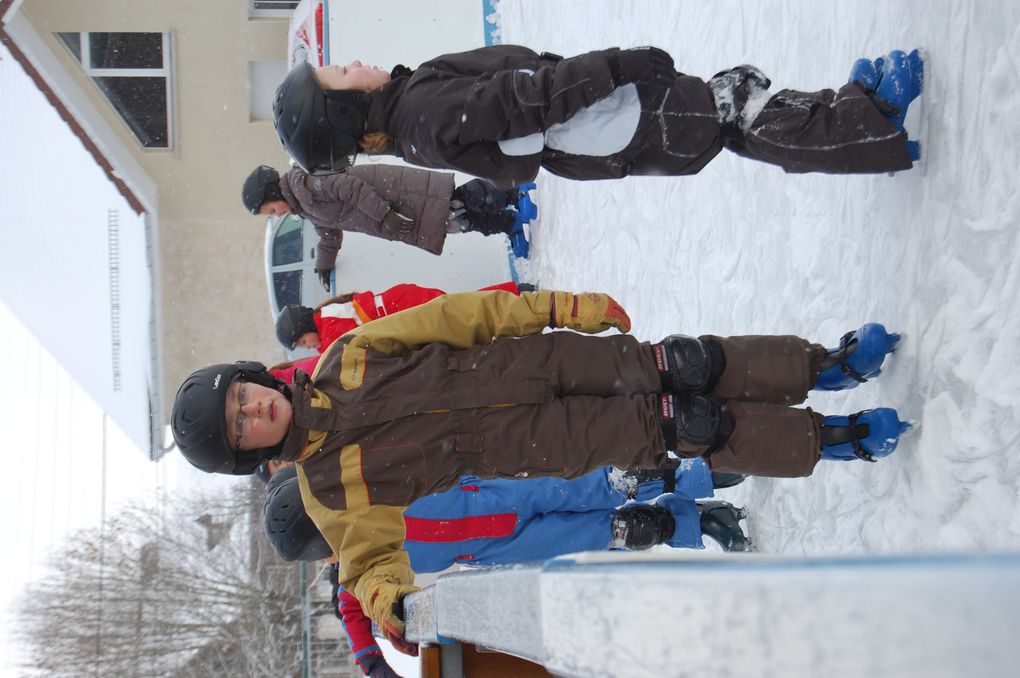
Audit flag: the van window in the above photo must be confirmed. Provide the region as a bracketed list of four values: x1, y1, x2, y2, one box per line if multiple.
[272, 216, 304, 266]
[272, 270, 302, 309]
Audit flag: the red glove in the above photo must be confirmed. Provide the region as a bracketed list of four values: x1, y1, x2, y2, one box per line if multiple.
[382, 619, 419, 657]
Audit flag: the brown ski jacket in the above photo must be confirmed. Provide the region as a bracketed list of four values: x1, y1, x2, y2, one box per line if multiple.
[281, 290, 658, 629]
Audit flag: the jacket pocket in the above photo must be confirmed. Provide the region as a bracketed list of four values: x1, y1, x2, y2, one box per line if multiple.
[301, 447, 348, 510]
[447, 353, 479, 372]
[455, 434, 484, 454]
[360, 444, 428, 507]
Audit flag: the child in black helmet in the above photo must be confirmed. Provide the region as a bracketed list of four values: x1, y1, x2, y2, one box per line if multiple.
[242, 163, 534, 290]
[171, 289, 910, 646]
[272, 46, 921, 185]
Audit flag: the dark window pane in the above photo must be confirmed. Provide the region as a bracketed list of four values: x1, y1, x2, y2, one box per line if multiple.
[273, 270, 302, 309]
[272, 216, 304, 266]
[56, 33, 81, 62]
[89, 33, 163, 69]
[93, 77, 168, 147]
[254, 1, 300, 9]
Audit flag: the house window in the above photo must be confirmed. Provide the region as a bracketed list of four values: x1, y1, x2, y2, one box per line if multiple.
[56, 32, 173, 149]
[250, 1, 300, 18]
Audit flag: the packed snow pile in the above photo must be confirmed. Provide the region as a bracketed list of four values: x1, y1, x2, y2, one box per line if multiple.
[497, 0, 1020, 554]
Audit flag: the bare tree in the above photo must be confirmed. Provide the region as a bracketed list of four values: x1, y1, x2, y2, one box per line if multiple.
[13, 482, 311, 677]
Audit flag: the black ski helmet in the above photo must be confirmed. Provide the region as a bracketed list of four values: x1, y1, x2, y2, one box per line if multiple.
[171, 361, 286, 475]
[273, 62, 370, 175]
[263, 466, 332, 562]
[276, 304, 317, 350]
[254, 461, 272, 484]
[242, 165, 283, 214]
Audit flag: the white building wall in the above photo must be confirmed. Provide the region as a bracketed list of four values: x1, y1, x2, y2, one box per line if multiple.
[324, 0, 515, 295]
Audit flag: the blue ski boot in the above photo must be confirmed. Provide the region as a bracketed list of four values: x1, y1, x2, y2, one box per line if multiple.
[848, 56, 885, 91]
[516, 182, 538, 221]
[816, 323, 901, 391]
[821, 408, 912, 462]
[850, 50, 924, 161]
[508, 182, 537, 259]
[875, 50, 924, 130]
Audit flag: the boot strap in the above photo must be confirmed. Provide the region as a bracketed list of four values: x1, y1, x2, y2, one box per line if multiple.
[869, 94, 902, 118]
[847, 413, 876, 462]
[836, 331, 869, 384]
[661, 459, 677, 494]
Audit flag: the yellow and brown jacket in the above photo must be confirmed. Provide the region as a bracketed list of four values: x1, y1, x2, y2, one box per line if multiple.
[282, 290, 644, 629]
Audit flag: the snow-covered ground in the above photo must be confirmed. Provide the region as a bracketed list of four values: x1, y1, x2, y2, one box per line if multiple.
[496, 0, 1020, 555]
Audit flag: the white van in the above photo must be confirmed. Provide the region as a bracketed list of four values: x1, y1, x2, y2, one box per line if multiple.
[263, 213, 332, 319]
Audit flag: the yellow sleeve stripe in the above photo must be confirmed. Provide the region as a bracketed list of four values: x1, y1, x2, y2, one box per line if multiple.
[340, 443, 370, 507]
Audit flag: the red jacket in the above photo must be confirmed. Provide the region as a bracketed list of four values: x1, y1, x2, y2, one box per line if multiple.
[269, 355, 320, 385]
[314, 281, 519, 352]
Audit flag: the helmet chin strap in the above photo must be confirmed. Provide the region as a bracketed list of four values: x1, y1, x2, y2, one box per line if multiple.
[230, 448, 273, 476]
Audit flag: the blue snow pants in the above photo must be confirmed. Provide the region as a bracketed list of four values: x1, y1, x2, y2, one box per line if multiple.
[403, 460, 713, 572]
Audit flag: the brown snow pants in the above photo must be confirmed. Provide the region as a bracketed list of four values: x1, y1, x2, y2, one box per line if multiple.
[566, 76, 914, 179]
[679, 335, 827, 478]
[732, 82, 914, 174]
[472, 332, 827, 480]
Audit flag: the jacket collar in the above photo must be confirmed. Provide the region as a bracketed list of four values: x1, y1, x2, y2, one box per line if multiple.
[279, 168, 308, 218]
[280, 368, 346, 461]
[366, 76, 408, 137]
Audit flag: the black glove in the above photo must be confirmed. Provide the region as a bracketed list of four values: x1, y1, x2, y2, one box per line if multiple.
[315, 268, 332, 292]
[361, 655, 402, 678]
[382, 205, 414, 235]
[608, 47, 676, 88]
[391, 596, 406, 623]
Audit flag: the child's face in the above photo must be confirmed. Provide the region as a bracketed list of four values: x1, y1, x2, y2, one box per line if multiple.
[224, 381, 292, 451]
[315, 60, 391, 92]
[267, 459, 294, 475]
[296, 332, 321, 349]
[259, 200, 291, 217]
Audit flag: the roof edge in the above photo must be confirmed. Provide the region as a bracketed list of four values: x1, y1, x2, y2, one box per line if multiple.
[0, 5, 147, 215]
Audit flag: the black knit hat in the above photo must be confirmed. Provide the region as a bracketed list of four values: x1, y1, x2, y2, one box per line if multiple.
[242, 165, 284, 214]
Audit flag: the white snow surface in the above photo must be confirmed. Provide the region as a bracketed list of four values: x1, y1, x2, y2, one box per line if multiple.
[497, 0, 1020, 555]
